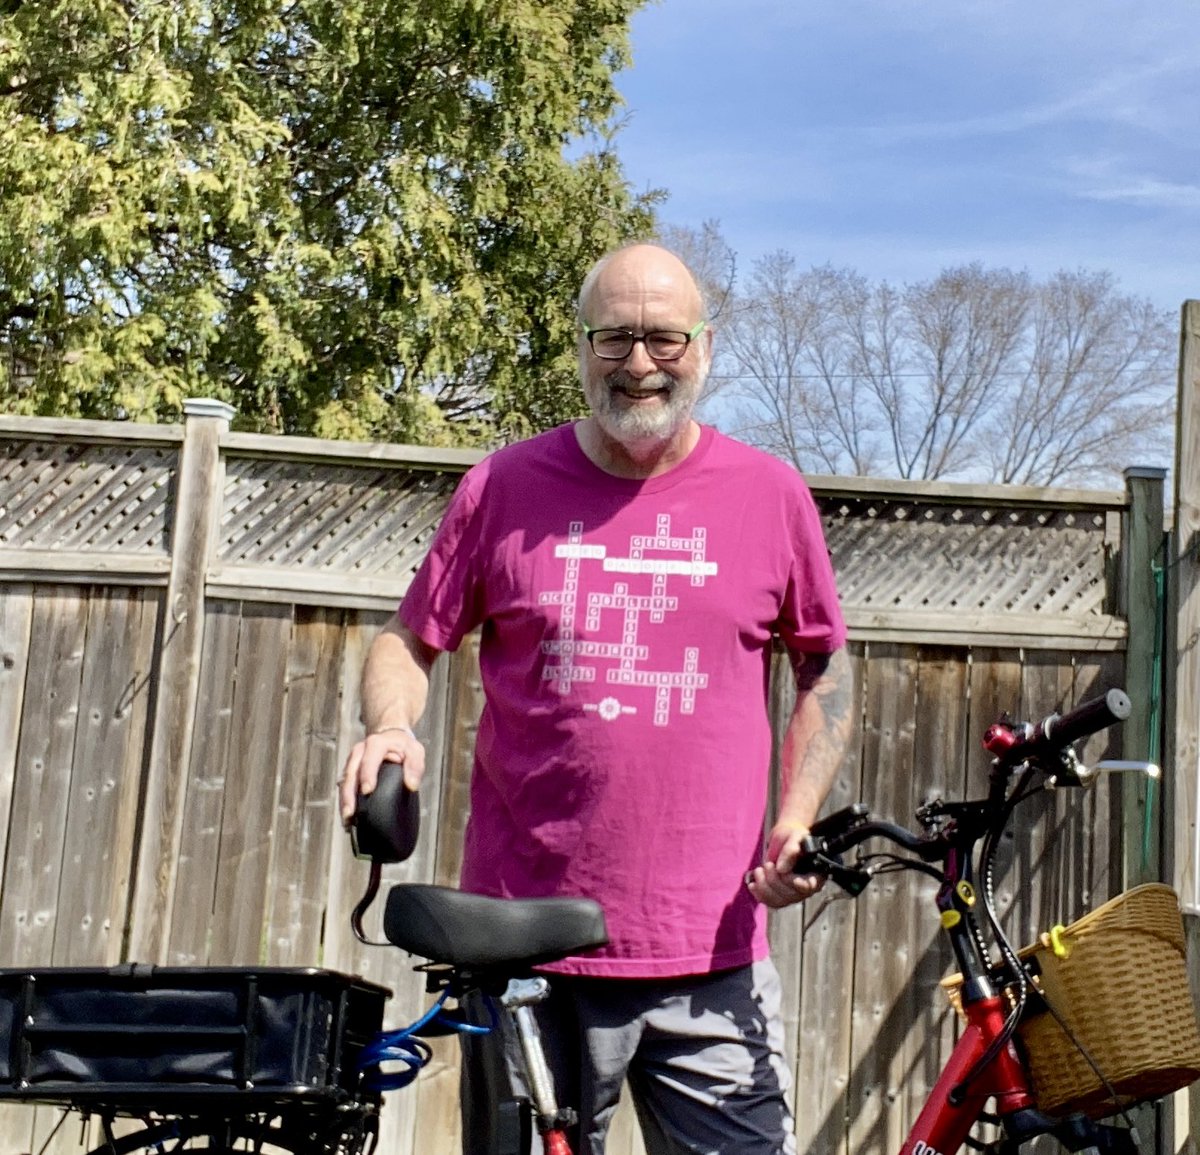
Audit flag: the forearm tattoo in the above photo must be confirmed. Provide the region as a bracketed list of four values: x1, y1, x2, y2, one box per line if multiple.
[792, 647, 851, 704]
[782, 648, 854, 814]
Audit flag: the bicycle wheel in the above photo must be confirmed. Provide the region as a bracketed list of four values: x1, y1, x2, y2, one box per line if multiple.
[82, 1111, 375, 1155]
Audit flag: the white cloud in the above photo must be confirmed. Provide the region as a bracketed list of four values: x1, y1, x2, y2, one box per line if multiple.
[1077, 177, 1200, 213]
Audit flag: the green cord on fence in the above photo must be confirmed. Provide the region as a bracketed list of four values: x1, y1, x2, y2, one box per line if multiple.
[1143, 559, 1165, 877]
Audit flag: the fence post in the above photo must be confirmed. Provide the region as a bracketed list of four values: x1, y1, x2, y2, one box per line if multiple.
[1171, 302, 1200, 912]
[127, 399, 235, 963]
[1168, 300, 1200, 1155]
[1120, 465, 1165, 889]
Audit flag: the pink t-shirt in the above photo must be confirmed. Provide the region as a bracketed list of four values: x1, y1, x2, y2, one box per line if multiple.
[399, 423, 846, 977]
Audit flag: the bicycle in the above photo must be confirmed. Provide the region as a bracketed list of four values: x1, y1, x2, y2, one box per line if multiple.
[1, 688, 1196, 1155]
[787, 686, 1200, 1155]
[0, 767, 606, 1155]
[346, 687, 1200, 1155]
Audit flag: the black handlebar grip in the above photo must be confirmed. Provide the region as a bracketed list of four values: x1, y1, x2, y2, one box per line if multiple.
[1041, 688, 1131, 750]
[350, 761, 420, 863]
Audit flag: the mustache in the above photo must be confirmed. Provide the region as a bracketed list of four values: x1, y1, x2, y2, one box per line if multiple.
[603, 369, 674, 393]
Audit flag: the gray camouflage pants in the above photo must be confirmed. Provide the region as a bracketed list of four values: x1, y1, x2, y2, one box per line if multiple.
[460, 958, 796, 1155]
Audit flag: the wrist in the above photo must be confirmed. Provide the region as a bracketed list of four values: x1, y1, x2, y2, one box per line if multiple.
[368, 725, 417, 739]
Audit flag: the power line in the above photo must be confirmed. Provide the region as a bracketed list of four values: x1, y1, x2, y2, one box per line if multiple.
[706, 366, 1171, 384]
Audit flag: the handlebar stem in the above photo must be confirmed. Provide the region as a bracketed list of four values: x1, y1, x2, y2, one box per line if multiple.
[936, 845, 996, 998]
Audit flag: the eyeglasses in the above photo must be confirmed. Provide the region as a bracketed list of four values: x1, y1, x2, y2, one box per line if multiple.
[583, 320, 706, 362]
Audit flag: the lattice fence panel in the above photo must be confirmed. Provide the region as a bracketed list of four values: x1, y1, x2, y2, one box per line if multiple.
[0, 438, 175, 555]
[818, 496, 1115, 619]
[218, 456, 462, 578]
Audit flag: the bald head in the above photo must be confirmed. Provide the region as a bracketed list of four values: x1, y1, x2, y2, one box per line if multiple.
[577, 244, 706, 329]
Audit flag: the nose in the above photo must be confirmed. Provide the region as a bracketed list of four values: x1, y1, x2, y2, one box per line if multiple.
[621, 338, 658, 378]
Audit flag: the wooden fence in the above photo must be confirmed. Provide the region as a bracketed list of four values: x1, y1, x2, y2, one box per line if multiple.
[0, 400, 1169, 1155]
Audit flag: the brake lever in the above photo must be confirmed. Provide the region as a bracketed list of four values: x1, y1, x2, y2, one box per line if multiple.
[803, 851, 871, 896]
[1094, 759, 1161, 779]
[1043, 746, 1090, 788]
[828, 860, 872, 896]
[801, 860, 874, 932]
[1046, 754, 1161, 788]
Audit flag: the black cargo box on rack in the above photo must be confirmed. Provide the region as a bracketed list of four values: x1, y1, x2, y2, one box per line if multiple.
[0, 965, 391, 1110]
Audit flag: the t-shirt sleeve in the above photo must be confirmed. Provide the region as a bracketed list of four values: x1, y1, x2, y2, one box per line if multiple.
[777, 480, 847, 654]
[397, 468, 488, 652]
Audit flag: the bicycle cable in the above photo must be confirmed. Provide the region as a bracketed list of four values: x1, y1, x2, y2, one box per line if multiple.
[948, 770, 1034, 1103]
[351, 860, 388, 946]
[978, 851, 1137, 1129]
[358, 990, 497, 1092]
[990, 773, 1138, 1126]
[952, 765, 1140, 1129]
[33, 1109, 68, 1155]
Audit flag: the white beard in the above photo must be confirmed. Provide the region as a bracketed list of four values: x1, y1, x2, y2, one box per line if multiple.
[583, 368, 702, 445]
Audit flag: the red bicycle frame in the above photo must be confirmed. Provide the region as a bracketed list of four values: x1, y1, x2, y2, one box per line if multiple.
[901, 993, 1035, 1155]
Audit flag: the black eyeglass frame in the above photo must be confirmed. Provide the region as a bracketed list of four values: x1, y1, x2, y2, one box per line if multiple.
[582, 320, 707, 362]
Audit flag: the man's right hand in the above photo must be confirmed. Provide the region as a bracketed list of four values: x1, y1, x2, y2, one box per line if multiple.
[339, 727, 426, 824]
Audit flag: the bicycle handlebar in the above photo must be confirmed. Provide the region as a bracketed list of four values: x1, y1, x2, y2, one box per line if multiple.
[981, 688, 1131, 765]
[793, 688, 1132, 885]
[792, 807, 930, 881]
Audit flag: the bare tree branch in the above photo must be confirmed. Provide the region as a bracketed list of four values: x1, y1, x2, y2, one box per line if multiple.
[719, 256, 1173, 486]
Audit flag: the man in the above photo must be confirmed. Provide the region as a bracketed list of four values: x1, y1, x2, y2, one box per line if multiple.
[340, 243, 852, 1154]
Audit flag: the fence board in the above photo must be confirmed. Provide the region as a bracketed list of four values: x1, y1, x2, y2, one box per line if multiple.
[0, 589, 87, 966]
[0, 585, 33, 893]
[407, 641, 465, 1155]
[401, 639, 488, 1155]
[167, 601, 241, 965]
[1075, 650, 1129, 911]
[435, 639, 484, 889]
[325, 615, 383, 979]
[1016, 654, 1081, 941]
[128, 406, 226, 963]
[963, 649, 1024, 944]
[0, 588, 124, 1155]
[324, 611, 427, 1155]
[793, 643, 865, 1155]
[380, 631, 460, 1155]
[54, 588, 159, 966]
[264, 606, 347, 965]
[208, 602, 292, 964]
[0, 584, 36, 1154]
[848, 644, 921, 1155]
[765, 644, 802, 1120]
[905, 648, 970, 1115]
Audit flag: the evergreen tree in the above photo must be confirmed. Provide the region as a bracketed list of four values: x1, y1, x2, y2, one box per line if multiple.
[0, 0, 657, 442]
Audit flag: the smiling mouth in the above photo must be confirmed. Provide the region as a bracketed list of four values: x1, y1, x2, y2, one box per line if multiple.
[611, 383, 670, 401]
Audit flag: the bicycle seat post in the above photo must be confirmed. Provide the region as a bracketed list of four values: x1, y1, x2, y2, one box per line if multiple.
[500, 978, 577, 1147]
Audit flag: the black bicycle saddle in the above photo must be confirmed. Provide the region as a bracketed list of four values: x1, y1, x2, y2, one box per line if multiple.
[349, 761, 609, 969]
[383, 884, 609, 972]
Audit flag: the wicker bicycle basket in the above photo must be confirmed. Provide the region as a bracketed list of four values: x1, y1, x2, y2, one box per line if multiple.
[943, 883, 1200, 1119]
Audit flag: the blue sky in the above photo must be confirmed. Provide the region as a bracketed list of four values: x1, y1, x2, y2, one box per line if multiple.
[612, 1, 1200, 316]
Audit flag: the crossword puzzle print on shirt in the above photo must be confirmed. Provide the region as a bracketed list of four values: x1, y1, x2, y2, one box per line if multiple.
[539, 514, 719, 726]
